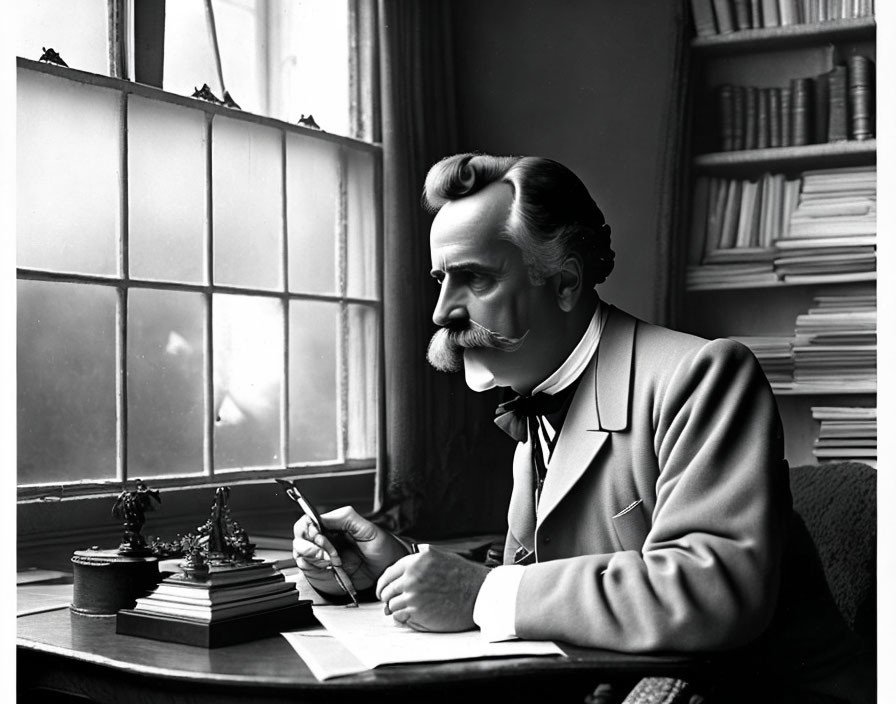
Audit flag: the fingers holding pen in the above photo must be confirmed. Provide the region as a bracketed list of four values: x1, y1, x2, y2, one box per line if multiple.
[292, 514, 341, 566]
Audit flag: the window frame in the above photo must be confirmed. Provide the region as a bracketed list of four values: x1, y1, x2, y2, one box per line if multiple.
[17, 55, 384, 498]
[16, 1, 384, 543]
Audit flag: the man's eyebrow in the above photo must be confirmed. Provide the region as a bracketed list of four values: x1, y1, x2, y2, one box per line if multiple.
[430, 261, 500, 277]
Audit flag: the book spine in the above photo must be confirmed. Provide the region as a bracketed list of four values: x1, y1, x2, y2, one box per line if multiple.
[719, 179, 743, 249]
[732, 85, 746, 151]
[744, 86, 758, 150]
[712, 0, 737, 32]
[716, 84, 736, 151]
[756, 88, 770, 149]
[689, 0, 719, 36]
[778, 0, 800, 24]
[732, 0, 752, 29]
[689, 177, 711, 265]
[813, 72, 830, 144]
[847, 55, 874, 140]
[706, 178, 727, 256]
[761, 0, 780, 25]
[780, 86, 792, 147]
[769, 87, 782, 148]
[826, 65, 849, 142]
[790, 77, 813, 146]
[750, 0, 763, 26]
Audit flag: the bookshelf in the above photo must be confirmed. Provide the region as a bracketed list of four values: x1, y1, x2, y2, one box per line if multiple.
[680, 2, 877, 468]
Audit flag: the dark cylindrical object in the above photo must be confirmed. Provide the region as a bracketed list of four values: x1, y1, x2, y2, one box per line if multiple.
[70, 548, 160, 616]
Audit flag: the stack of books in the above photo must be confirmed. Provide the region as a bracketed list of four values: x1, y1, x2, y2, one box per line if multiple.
[811, 406, 877, 467]
[687, 165, 875, 289]
[117, 560, 314, 647]
[709, 56, 875, 153]
[729, 335, 795, 388]
[791, 291, 876, 391]
[689, 0, 875, 38]
[687, 173, 798, 288]
[774, 166, 876, 283]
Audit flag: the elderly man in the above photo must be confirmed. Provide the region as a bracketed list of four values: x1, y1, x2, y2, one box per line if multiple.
[293, 154, 869, 703]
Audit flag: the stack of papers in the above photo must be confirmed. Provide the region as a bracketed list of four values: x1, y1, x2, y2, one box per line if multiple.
[811, 406, 877, 468]
[282, 602, 565, 681]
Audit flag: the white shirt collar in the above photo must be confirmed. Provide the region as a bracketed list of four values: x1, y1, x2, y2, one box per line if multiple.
[532, 298, 606, 396]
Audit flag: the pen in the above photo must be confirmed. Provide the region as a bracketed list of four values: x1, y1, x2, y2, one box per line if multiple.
[275, 478, 359, 607]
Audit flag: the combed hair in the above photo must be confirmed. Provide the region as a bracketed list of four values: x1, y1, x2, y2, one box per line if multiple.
[422, 153, 615, 285]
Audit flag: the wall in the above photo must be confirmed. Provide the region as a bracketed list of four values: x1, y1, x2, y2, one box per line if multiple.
[450, 0, 685, 323]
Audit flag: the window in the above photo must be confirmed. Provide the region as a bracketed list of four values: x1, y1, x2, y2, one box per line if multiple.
[16, 2, 382, 500]
[16, 0, 355, 137]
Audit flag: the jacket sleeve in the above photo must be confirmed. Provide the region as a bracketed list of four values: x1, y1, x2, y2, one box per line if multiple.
[514, 338, 790, 651]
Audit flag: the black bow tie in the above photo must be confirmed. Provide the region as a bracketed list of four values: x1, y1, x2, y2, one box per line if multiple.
[494, 385, 577, 443]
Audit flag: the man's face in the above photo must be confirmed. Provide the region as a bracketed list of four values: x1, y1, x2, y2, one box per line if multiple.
[427, 182, 560, 393]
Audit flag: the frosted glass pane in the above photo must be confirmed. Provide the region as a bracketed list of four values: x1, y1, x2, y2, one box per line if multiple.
[128, 96, 207, 284]
[164, 0, 265, 115]
[346, 149, 379, 299]
[286, 134, 339, 294]
[288, 302, 340, 462]
[17, 70, 120, 275]
[213, 294, 283, 469]
[128, 290, 206, 478]
[213, 117, 283, 289]
[17, 280, 117, 484]
[17, 0, 109, 75]
[346, 305, 378, 459]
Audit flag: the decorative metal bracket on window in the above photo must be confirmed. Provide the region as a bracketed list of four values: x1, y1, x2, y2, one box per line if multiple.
[39, 47, 68, 67]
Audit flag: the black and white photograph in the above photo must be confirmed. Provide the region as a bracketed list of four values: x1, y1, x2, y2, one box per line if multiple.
[9, 1, 893, 702]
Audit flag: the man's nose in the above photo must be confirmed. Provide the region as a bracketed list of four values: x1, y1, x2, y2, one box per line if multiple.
[432, 281, 468, 327]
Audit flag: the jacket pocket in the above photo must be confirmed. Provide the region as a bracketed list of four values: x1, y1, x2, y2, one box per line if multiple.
[611, 498, 648, 552]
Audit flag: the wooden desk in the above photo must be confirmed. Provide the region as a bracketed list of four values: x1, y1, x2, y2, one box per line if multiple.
[17, 607, 708, 704]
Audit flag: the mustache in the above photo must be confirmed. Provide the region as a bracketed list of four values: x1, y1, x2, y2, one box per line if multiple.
[426, 320, 529, 373]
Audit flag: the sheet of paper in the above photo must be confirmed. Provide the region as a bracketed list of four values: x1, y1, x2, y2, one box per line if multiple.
[282, 601, 564, 679]
[17, 584, 74, 616]
[281, 627, 371, 680]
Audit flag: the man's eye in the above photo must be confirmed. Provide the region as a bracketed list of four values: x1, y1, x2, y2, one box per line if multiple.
[468, 274, 494, 292]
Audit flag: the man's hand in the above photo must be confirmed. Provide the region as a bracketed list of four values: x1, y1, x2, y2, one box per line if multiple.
[375, 548, 491, 632]
[292, 506, 408, 596]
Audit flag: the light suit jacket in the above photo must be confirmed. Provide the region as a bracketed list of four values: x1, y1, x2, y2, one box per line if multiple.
[503, 305, 791, 651]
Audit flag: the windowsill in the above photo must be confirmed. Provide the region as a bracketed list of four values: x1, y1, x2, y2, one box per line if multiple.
[17, 470, 377, 573]
[17, 57, 382, 153]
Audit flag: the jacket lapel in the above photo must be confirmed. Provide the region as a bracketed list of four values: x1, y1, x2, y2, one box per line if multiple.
[535, 306, 636, 525]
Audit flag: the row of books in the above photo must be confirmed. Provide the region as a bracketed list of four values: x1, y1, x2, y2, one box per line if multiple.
[687, 166, 876, 288]
[731, 291, 876, 394]
[712, 56, 874, 152]
[690, 0, 874, 37]
[811, 405, 876, 467]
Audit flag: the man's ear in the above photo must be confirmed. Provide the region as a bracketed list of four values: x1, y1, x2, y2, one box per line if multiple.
[553, 254, 584, 312]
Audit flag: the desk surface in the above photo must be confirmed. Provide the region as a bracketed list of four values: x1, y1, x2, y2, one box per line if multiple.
[17, 606, 707, 704]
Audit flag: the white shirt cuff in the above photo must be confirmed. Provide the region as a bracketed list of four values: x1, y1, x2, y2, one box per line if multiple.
[472, 564, 526, 642]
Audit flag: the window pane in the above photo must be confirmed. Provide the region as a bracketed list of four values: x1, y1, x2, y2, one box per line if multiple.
[288, 301, 340, 463]
[346, 149, 379, 299]
[346, 305, 378, 459]
[268, 0, 350, 135]
[163, 0, 351, 135]
[128, 96, 207, 284]
[286, 134, 339, 294]
[128, 290, 206, 478]
[213, 294, 283, 469]
[16, 0, 109, 75]
[164, 0, 265, 114]
[17, 280, 117, 484]
[17, 70, 120, 275]
[212, 117, 283, 289]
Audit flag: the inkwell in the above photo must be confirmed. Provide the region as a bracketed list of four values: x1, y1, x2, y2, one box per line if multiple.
[70, 480, 163, 616]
